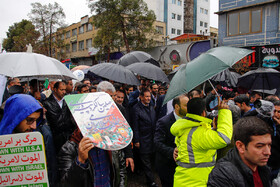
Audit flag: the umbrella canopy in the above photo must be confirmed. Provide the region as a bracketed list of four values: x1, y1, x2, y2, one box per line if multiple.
[163, 46, 254, 104]
[0, 52, 76, 80]
[118, 51, 160, 67]
[237, 68, 280, 91]
[126, 62, 169, 83]
[210, 69, 241, 87]
[87, 63, 140, 86]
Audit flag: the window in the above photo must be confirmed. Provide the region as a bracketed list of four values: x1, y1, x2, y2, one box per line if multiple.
[66, 31, 70, 38]
[177, 29, 181, 35]
[177, 15, 182, 21]
[87, 23, 93, 31]
[200, 21, 203, 27]
[240, 11, 249, 34]
[61, 34, 64, 40]
[156, 26, 164, 34]
[205, 9, 208, 15]
[178, 0, 182, 6]
[86, 39, 92, 49]
[66, 44, 70, 53]
[79, 26, 84, 34]
[204, 22, 208, 28]
[171, 28, 176, 34]
[228, 8, 261, 36]
[172, 13, 176, 19]
[72, 42, 77, 52]
[172, 0, 176, 4]
[72, 28, 77, 36]
[79, 40, 84, 51]
[251, 9, 261, 32]
[200, 8, 204, 14]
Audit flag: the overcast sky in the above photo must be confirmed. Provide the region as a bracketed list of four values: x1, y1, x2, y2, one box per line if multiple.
[0, 0, 218, 44]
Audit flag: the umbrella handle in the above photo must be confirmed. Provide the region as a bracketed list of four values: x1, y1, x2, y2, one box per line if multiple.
[208, 80, 219, 97]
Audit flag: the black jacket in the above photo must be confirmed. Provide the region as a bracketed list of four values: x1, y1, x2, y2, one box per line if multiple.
[155, 95, 168, 120]
[132, 101, 156, 154]
[116, 103, 133, 159]
[208, 148, 271, 187]
[268, 122, 280, 171]
[154, 112, 177, 186]
[43, 94, 76, 152]
[58, 140, 127, 187]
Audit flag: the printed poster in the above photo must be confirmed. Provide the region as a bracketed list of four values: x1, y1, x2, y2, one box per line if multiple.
[0, 132, 49, 187]
[64, 92, 133, 151]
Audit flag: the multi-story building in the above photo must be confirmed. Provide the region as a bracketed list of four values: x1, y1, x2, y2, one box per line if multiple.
[52, 15, 166, 65]
[216, 0, 280, 70]
[144, 0, 184, 44]
[184, 0, 210, 36]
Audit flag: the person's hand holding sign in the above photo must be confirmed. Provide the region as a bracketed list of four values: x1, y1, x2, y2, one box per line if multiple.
[78, 137, 94, 164]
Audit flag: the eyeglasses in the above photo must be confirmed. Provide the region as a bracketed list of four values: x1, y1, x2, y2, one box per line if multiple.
[275, 110, 280, 114]
[25, 117, 37, 125]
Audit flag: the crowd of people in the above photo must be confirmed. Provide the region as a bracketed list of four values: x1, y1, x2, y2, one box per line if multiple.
[1, 75, 280, 187]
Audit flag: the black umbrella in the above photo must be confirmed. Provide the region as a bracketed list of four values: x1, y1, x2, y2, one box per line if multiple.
[88, 63, 140, 86]
[237, 68, 280, 91]
[210, 69, 241, 87]
[126, 62, 169, 83]
[118, 51, 160, 67]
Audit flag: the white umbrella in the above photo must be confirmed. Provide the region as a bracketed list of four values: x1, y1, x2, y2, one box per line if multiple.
[0, 52, 76, 80]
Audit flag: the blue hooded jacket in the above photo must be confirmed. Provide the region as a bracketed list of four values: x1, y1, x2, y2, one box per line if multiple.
[0, 94, 42, 135]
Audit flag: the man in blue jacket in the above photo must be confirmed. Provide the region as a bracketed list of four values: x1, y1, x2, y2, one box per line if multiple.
[0, 94, 57, 186]
[132, 88, 157, 187]
[0, 94, 42, 134]
[154, 94, 189, 187]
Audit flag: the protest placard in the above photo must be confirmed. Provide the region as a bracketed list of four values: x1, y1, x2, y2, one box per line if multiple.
[0, 132, 49, 186]
[64, 92, 133, 150]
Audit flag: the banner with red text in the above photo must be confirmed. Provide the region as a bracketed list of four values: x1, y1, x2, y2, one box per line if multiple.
[0, 132, 49, 186]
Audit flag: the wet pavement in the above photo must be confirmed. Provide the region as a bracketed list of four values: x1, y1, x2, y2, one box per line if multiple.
[127, 169, 162, 187]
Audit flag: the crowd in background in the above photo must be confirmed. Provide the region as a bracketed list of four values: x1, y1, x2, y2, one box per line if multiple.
[1, 76, 280, 187]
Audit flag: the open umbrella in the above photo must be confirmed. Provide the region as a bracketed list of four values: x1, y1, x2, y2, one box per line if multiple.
[210, 69, 241, 87]
[87, 63, 140, 86]
[163, 46, 254, 104]
[0, 52, 76, 80]
[237, 68, 280, 91]
[126, 62, 169, 83]
[118, 51, 160, 67]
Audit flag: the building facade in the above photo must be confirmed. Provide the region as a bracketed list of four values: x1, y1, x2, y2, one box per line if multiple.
[144, 0, 184, 44]
[217, 0, 279, 47]
[52, 15, 166, 65]
[217, 0, 280, 70]
[196, 0, 210, 35]
[184, 0, 210, 36]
